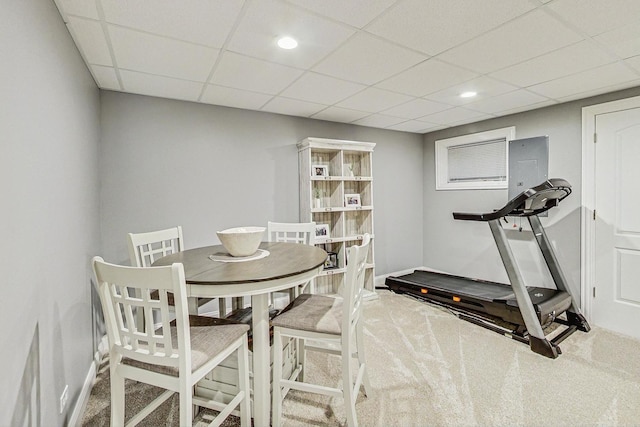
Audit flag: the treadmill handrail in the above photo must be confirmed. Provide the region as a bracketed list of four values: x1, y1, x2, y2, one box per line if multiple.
[452, 178, 571, 222]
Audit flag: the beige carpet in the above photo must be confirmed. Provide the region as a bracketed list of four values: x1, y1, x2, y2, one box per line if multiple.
[81, 290, 640, 426]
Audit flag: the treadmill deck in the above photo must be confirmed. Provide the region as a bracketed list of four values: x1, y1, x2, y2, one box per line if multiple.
[386, 270, 572, 328]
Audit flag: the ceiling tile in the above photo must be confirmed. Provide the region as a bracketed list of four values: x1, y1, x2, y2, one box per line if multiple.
[287, 0, 397, 29]
[386, 120, 440, 133]
[626, 55, 640, 73]
[200, 85, 272, 110]
[498, 99, 556, 116]
[382, 98, 449, 119]
[261, 97, 327, 117]
[490, 41, 615, 87]
[556, 78, 640, 103]
[594, 21, 640, 59]
[211, 52, 304, 95]
[279, 72, 365, 105]
[420, 107, 493, 125]
[91, 65, 120, 90]
[67, 16, 112, 66]
[546, 0, 640, 37]
[366, 0, 535, 55]
[527, 62, 640, 99]
[352, 113, 406, 128]
[109, 26, 218, 82]
[228, 0, 355, 69]
[119, 70, 204, 102]
[100, 0, 242, 47]
[56, 0, 99, 19]
[446, 116, 496, 128]
[336, 87, 413, 113]
[424, 76, 517, 106]
[438, 9, 583, 74]
[311, 106, 370, 123]
[313, 32, 427, 85]
[465, 89, 549, 114]
[376, 58, 478, 97]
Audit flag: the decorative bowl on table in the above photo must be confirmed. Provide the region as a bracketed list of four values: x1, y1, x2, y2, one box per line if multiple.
[216, 226, 265, 257]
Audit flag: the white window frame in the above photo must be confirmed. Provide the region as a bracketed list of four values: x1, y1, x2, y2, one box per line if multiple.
[435, 126, 515, 190]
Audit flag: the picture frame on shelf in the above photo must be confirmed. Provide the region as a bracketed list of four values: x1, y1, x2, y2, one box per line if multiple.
[315, 223, 330, 238]
[312, 165, 328, 177]
[344, 193, 361, 207]
[324, 251, 338, 269]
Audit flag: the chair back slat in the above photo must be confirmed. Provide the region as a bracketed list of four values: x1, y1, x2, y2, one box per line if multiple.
[343, 234, 371, 332]
[267, 221, 316, 245]
[128, 226, 185, 267]
[93, 257, 189, 369]
[110, 284, 174, 355]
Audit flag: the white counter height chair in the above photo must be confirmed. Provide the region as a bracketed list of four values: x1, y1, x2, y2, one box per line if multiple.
[92, 257, 251, 427]
[127, 226, 227, 318]
[271, 234, 372, 427]
[267, 221, 317, 305]
[127, 226, 185, 269]
[267, 221, 316, 246]
[225, 221, 317, 344]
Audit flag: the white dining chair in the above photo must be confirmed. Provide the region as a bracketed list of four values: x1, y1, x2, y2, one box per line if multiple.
[271, 234, 372, 427]
[127, 226, 185, 269]
[225, 222, 317, 343]
[92, 257, 251, 427]
[267, 221, 316, 246]
[127, 226, 227, 318]
[267, 221, 317, 304]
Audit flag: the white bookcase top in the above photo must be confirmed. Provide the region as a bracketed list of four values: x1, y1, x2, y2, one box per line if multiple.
[297, 137, 376, 152]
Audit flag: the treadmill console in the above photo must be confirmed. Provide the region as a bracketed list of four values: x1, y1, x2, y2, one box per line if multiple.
[453, 178, 571, 222]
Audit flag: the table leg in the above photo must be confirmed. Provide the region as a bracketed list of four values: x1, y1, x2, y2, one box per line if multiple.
[251, 293, 270, 426]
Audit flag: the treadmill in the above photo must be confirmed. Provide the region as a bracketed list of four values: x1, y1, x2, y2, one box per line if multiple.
[386, 178, 590, 358]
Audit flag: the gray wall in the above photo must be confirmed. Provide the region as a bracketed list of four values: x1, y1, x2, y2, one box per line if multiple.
[99, 91, 424, 276]
[0, 0, 100, 425]
[5, 4, 640, 422]
[423, 86, 640, 305]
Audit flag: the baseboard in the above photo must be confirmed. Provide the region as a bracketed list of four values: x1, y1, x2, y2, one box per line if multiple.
[68, 337, 107, 427]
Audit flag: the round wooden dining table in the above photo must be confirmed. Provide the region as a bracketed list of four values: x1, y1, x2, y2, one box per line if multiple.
[153, 241, 327, 427]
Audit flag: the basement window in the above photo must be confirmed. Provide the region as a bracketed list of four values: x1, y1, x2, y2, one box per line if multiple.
[435, 126, 515, 190]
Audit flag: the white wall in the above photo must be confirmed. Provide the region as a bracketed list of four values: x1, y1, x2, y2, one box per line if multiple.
[99, 91, 424, 276]
[422, 86, 640, 305]
[0, 0, 100, 425]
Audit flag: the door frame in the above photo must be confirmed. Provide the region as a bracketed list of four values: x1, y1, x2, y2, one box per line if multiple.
[581, 95, 640, 321]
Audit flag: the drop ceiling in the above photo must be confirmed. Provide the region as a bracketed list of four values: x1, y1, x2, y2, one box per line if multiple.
[54, 0, 640, 134]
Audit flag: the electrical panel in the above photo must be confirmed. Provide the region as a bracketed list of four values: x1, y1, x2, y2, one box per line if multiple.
[508, 136, 549, 201]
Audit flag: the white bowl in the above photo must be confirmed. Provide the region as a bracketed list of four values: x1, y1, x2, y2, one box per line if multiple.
[216, 226, 265, 257]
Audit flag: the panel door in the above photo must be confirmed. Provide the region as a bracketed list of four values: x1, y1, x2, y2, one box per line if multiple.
[594, 107, 640, 340]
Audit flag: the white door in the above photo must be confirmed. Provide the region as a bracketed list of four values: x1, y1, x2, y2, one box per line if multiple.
[593, 106, 640, 340]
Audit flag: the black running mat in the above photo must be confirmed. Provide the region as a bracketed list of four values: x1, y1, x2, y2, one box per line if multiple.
[391, 270, 516, 302]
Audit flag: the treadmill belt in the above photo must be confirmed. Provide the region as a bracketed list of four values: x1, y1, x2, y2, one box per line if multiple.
[401, 270, 516, 301]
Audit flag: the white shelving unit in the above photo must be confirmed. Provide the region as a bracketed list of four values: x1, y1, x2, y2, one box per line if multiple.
[297, 137, 376, 295]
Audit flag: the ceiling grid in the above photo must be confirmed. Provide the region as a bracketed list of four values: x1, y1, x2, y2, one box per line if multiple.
[53, 0, 640, 133]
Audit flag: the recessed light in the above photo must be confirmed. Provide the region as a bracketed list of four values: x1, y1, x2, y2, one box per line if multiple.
[277, 36, 298, 50]
[460, 91, 477, 98]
